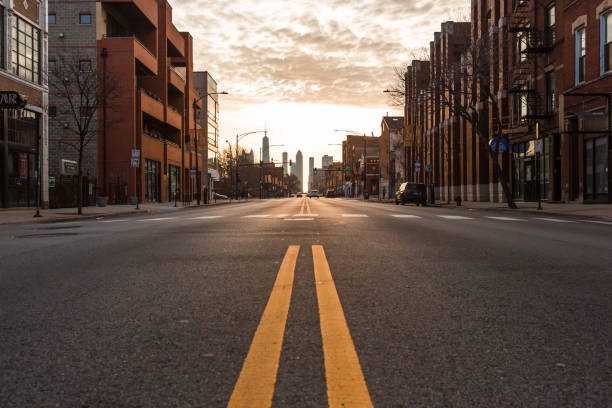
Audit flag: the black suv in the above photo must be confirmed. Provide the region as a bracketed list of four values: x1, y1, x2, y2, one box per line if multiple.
[395, 182, 427, 206]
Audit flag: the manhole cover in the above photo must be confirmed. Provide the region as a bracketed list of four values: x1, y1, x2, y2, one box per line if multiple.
[16, 232, 79, 238]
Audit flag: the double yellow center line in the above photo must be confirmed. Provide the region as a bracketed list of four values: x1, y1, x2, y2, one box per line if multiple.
[299, 197, 312, 215]
[228, 245, 372, 408]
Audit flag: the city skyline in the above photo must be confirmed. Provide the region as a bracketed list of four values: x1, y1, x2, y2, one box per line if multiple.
[168, 0, 470, 170]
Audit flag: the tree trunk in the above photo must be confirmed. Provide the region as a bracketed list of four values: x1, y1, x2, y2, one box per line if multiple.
[477, 130, 516, 209]
[77, 143, 84, 215]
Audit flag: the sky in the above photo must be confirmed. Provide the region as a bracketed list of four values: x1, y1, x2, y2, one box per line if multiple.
[169, 0, 470, 190]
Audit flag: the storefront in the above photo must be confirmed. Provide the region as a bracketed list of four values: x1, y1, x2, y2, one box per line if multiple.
[584, 134, 609, 202]
[511, 137, 550, 201]
[168, 164, 180, 202]
[1, 104, 40, 207]
[144, 159, 161, 202]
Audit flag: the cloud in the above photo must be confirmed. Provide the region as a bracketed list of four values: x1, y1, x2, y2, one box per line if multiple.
[169, 0, 470, 107]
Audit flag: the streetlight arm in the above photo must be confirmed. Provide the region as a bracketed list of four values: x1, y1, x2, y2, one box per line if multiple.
[193, 91, 228, 107]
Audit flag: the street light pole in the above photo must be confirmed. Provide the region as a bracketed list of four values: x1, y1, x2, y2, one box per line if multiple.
[334, 130, 368, 199]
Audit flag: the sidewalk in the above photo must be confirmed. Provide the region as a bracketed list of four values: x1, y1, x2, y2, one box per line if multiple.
[0, 198, 250, 225]
[350, 196, 612, 221]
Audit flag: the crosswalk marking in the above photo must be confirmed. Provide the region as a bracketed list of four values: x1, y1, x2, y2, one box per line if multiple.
[137, 217, 174, 222]
[243, 214, 270, 218]
[227, 246, 300, 408]
[293, 213, 318, 217]
[100, 219, 129, 223]
[391, 214, 422, 219]
[312, 245, 373, 407]
[276, 214, 289, 218]
[534, 217, 575, 223]
[191, 216, 223, 220]
[342, 214, 368, 218]
[284, 218, 314, 221]
[486, 216, 525, 221]
[437, 215, 473, 220]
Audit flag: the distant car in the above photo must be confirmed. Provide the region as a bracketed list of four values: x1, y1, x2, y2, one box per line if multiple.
[325, 189, 336, 198]
[395, 182, 426, 206]
[214, 192, 229, 200]
[296, 192, 303, 197]
[308, 190, 320, 198]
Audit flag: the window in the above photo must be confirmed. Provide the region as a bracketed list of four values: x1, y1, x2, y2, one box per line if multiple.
[0, 6, 4, 69]
[79, 13, 91, 24]
[11, 17, 40, 84]
[601, 11, 612, 73]
[48, 106, 57, 117]
[546, 4, 555, 47]
[145, 159, 161, 202]
[48, 13, 56, 25]
[48, 59, 56, 72]
[575, 27, 586, 84]
[545, 70, 555, 113]
[79, 59, 92, 72]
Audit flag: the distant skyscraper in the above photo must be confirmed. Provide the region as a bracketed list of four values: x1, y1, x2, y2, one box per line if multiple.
[262, 135, 269, 163]
[308, 157, 314, 190]
[295, 150, 303, 191]
[282, 152, 289, 175]
[322, 155, 333, 168]
[245, 149, 254, 164]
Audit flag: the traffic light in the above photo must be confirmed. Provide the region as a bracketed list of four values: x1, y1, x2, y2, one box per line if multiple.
[313, 168, 318, 174]
[337, 170, 341, 174]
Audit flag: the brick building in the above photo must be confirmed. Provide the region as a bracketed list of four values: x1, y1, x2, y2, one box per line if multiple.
[341, 134, 379, 197]
[404, 0, 611, 204]
[48, 0, 204, 205]
[0, 0, 49, 208]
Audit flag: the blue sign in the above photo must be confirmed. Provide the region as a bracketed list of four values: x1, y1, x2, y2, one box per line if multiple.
[489, 137, 508, 153]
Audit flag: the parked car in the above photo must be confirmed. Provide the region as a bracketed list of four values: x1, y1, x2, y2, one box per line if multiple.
[214, 192, 229, 200]
[296, 192, 303, 197]
[325, 189, 336, 198]
[308, 190, 320, 198]
[395, 182, 426, 206]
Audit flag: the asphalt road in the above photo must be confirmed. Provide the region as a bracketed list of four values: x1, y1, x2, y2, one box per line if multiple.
[1, 198, 611, 407]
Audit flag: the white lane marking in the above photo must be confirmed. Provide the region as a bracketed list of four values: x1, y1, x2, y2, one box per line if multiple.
[243, 214, 270, 218]
[191, 216, 223, 220]
[284, 218, 314, 221]
[276, 214, 290, 218]
[138, 217, 174, 222]
[341, 214, 368, 218]
[437, 215, 474, 220]
[100, 219, 129, 223]
[534, 217, 575, 223]
[582, 220, 612, 225]
[293, 213, 319, 217]
[486, 216, 525, 221]
[391, 214, 422, 219]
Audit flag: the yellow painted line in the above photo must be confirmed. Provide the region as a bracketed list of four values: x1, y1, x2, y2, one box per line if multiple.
[227, 246, 300, 408]
[306, 197, 312, 215]
[299, 198, 305, 215]
[312, 245, 373, 408]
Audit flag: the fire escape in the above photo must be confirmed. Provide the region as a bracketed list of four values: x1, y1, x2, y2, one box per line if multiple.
[508, 0, 552, 124]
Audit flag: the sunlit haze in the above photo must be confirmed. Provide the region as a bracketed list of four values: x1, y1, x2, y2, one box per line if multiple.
[169, 0, 470, 190]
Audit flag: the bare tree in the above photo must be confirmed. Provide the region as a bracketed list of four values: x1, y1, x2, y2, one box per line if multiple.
[385, 47, 430, 106]
[431, 37, 517, 208]
[48, 55, 121, 214]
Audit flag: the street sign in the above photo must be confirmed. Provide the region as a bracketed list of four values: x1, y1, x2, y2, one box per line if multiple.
[130, 158, 140, 168]
[49, 176, 55, 188]
[415, 160, 421, 172]
[489, 137, 508, 153]
[534, 139, 542, 153]
[425, 164, 433, 172]
[190, 167, 196, 178]
[60, 159, 77, 175]
[131, 149, 141, 159]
